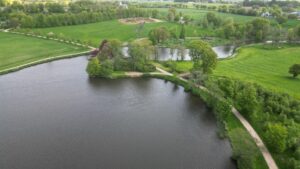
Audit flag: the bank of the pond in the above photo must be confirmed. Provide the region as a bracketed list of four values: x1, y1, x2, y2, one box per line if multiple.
[143, 73, 271, 169]
[0, 31, 92, 75]
[0, 51, 92, 75]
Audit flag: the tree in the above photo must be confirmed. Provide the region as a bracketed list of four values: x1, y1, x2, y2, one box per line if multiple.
[86, 57, 101, 77]
[201, 17, 209, 29]
[246, 18, 270, 42]
[265, 123, 288, 153]
[235, 83, 258, 116]
[276, 15, 287, 24]
[0, 0, 5, 6]
[188, 40, 217, 74]
[128, 39, 155, 72]
[289, 64, 300, 78]
[179, 24, 185, 40]
[206, 12, 221, 28]
[167, 7, 176, 22]
[287, 28, 295, 42]
[221, 18, 235, 39]
[99, 59, 113, 77]
[148, 27, 170, 45]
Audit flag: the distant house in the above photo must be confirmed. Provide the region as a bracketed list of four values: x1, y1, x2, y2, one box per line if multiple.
[289, 11, 300, 19]
[119, 2, 128, 9]
[261, 12, 272, 18]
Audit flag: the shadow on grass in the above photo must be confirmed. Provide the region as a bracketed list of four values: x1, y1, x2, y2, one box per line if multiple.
[283, 76, 300, 81]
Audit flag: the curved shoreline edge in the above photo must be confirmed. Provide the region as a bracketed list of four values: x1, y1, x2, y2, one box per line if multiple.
[120, 68, 278, 169]
[0, 51, 92, 75]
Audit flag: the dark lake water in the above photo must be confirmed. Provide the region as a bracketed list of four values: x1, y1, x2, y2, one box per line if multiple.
[0, 56, 236, 169]
[122, 45, 236, 60]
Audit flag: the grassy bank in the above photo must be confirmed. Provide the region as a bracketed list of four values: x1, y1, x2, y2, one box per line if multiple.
[26, 20, 213, 46]
[0, 32, 88, 73]
[145, 74, 268, 169]
[215, 44, 300, 99]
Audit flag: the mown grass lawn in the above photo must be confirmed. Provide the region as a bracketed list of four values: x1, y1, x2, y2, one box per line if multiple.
[0, 32, 87, 72]
[215, 44, 300, 99]
[30, 20, 214, 46]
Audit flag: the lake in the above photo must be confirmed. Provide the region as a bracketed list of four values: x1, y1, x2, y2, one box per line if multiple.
[122, 45, 236, 60]
[0, 56, 236, 169]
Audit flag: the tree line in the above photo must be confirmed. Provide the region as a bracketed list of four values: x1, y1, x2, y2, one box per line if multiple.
[205, 77, 300, 169]
[0, 1, 160, 28]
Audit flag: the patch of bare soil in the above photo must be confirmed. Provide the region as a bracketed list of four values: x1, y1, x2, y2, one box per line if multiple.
[119, 17, 162, 25]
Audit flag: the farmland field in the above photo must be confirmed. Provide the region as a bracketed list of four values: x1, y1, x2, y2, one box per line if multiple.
[0, 32, 87, 72]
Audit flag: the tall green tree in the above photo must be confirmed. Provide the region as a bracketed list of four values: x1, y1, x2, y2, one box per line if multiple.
[265, 123, 288, 153]
[148, 27, 170, 45]
[179, 24, 185, 40]
[128, 39, 154, 72]
[86, 57, 101, 77]
[246, 18, 270, 42]
[289, 64, 300, 78]
[188, 40, 217, 74]
[235, 83, 258, 116]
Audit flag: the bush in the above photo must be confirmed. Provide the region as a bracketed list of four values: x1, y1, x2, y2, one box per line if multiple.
[230, 128, 261, 169]
[99, 59, 113, 77]
[265, 123, 288, 153]
[86, 57, 101, 77]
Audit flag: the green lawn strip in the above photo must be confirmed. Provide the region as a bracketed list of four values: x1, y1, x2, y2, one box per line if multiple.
[0, 32, 88, 73]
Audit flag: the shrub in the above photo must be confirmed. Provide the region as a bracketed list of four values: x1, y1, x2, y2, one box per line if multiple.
[265, 123, 288, 153]
[289, 64, 300, 78]
[86, 57, 101, 77]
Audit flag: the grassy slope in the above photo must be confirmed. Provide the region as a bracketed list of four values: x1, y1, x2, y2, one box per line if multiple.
[0, 32, 87, 72]
[31, 20, 213, 46]
[215, 44, 300, 99]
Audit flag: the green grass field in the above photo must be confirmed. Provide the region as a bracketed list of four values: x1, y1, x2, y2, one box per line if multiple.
[30, 20, 214, 47]
[153, 8, 256, 23]
[215, 44, 300, 99]
[152, 8, 300, 28]
[0, 32, 87, 72]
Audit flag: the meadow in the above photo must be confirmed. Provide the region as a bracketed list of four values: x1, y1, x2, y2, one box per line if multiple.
[0, 32, 87, 72]
[215, 44, 300, 99]
[152, 8, 300, 28]
[162, 44, 300, 99]
[153, 8, 256, 23]
[30, 20, 213, 47]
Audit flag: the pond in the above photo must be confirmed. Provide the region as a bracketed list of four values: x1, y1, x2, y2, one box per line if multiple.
[0, 57, 236, 169]
[122, 45, 236, 61]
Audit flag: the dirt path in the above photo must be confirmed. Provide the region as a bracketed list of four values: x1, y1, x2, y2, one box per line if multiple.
[232, 108, 278, 169]
[155, 67, 279, 169]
